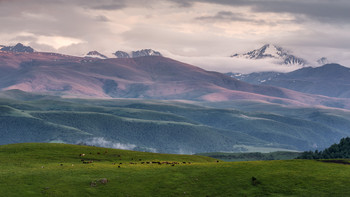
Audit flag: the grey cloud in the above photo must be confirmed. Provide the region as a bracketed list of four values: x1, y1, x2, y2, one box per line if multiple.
[196, 11, 267, 24]
[1, 0, 350, 72]
[0, 0, 114, 37]
[171, 0, 350, 23]
[91, 3, 126, 10]
[10, 35, 37, 42]
[249, 1, 350, 23]
[95, 15, 110, 22]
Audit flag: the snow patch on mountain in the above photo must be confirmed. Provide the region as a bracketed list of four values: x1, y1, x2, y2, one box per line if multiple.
[113, 49, 162, 58]
[114, 51, 130, 58]
[132, 49, 162, 58]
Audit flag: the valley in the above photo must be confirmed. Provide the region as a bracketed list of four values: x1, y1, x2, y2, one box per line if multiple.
[1, 90, 350, 153]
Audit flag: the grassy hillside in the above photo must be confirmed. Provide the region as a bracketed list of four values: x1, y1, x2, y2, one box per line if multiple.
[1, 143, 350, 196]
[1, 90, 350, 153]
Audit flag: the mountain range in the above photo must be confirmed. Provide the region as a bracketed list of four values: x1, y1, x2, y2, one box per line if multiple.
[228, 64, 350, 99]
[1, 44, 350, 109]
[84, 49, 162, 59]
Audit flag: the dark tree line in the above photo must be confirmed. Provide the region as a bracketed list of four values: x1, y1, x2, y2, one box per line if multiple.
[298, 137, 350, 159]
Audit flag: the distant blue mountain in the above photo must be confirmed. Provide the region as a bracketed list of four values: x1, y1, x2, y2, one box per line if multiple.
[228, 64, 350, 98]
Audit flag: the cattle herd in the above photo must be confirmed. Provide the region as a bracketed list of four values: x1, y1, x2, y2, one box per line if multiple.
[76, 152, 194, 168]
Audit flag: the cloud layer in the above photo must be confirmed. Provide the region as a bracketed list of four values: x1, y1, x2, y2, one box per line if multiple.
[1, 0, 349, 73]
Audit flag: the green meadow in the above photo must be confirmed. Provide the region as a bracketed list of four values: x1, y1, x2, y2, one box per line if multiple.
[1, 143, 350, 196]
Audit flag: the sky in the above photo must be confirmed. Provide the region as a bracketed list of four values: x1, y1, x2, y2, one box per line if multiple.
[1, 0, 350, 73]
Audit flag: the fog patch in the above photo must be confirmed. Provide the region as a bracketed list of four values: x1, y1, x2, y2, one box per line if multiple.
[134, 147, 158, 153]
[77, 137, 137, 150]
[177, 148, 195, 155]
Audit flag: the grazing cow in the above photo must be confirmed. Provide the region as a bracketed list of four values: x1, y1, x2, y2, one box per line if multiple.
[118, 166, 121, 168]
[100, 178, 108, 184]
[90, 181, 97, 187]
[79, 153, 85, 157]
[251, 177, 259, 186]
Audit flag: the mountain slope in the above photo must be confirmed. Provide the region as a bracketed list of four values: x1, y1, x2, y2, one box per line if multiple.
[1, 50, 350, 109]
[231, 64, 350, 98]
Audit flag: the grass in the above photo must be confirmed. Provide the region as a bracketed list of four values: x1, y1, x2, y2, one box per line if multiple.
[1, 143, 350, 196]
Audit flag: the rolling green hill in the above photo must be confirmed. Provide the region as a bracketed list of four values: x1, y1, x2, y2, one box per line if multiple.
[1, 90, 350, 153]
[1, 143, 350, 196]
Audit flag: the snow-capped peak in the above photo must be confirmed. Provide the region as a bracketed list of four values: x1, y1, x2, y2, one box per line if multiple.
[132, 49, 162, 58]
[114, 49, 162, 58]
[85, 51, 108, 59]
[114, 51, 130, 58]
[231, 44, 306, 66]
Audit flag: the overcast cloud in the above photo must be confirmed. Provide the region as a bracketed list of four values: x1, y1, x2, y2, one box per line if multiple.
[1, 0, 349, 73]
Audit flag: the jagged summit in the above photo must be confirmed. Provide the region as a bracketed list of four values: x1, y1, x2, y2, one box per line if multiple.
[114, 49, 162, 58]
[85, 51, 108, 59]
[0, 43, 34, 53]
[231, 44, 306, 66]
[132, 49, 162, 58]
[114, 51, 130, 58]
